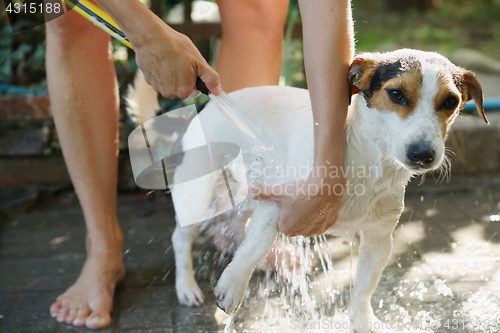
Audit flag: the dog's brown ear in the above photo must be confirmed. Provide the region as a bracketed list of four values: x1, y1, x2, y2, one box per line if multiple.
[348, 55, 378, 105]
[461, 70, 488, 124]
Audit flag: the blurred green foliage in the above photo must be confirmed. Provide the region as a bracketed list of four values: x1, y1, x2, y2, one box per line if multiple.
[0, 12, 47, 92]
[352, 0, 500, 57]
[283, 0, 500, 87]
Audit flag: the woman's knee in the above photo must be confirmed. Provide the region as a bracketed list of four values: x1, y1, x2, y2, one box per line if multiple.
[46, 4, 109, 48]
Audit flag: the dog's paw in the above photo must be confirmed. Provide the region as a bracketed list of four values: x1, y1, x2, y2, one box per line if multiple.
[213, 271, 248, 314]
[176, 280, 204, 306]
[350, 306, 386, 333]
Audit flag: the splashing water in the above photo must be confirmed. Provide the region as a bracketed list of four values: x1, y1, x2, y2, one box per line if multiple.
[224, 315, 237, 333]
[195, 92, 500, 333]
[242, 235, 353, 333]
[193, 91, 356, 331]
[202, 91, 290, 223]
[197, 229, 500, 333]
[209, 92, 276, 151]
[208, 92, 287, 181]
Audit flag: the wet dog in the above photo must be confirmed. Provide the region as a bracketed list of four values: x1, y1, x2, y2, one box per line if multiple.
[129, 49, 487, 333]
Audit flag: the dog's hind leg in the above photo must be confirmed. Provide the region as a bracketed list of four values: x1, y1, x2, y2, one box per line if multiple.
[172, 220, 204, 306]
[350, 229, 393, 333]
[214, 201, 279, 314]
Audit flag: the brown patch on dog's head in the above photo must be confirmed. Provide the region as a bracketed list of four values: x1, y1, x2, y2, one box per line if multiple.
[415, 53, 488, 139]
[368, 66, 423, 119]
[456, 70, 488, 124]
[432, 64, 488, 138]
[432, 71, 462, 137]
[348, 55, 378, 99]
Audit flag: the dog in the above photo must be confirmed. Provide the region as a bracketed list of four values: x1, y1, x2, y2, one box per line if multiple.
[128, 49, 487, 333]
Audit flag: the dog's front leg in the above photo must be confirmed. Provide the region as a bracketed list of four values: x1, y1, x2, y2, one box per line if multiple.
[214, 201, 279, 314]
[351, 230, 393, 333]
[172, 222, 204, 306]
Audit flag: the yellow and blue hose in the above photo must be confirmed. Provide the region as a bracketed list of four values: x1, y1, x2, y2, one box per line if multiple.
[59, 0, 210, 94]
[61, 0, 132, 49]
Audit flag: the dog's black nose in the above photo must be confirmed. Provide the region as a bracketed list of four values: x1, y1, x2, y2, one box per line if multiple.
[407, 143, 435, 167]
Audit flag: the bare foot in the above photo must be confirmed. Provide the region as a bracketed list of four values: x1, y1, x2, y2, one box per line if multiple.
[50, 235, 124, 329]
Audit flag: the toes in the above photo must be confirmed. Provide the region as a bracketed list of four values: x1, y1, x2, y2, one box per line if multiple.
[182, 294, 200, 307]
[192, 285, 204, 304]
[176, 282, 204, 307]
[178, 290, 203, 306]
[65, 303, 79, 324]
[214, 286, 243, 314]
[56, 303, 69, 322]
[86, 313, 111, 329]
[73, 306, 90, 327]
[49, 299, 62, 318]
[86, 295, 113, 329]
[214, 291, 227, 312]
[214, 270, 248, 315]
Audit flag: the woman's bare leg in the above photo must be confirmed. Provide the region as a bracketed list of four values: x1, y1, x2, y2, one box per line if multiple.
[216, 0, 289, 92]
[215, 0, 291, 270]
[45, 4, 124, 329]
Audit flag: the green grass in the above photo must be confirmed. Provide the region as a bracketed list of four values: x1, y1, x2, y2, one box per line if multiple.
[352, 1, 500, 58]
[282, 0, 500, 88]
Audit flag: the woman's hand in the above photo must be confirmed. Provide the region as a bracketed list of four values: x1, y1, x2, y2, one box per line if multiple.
[95, 0, 222, 99]
[133, 28, 222, 99]
[252, 169, 345, 237]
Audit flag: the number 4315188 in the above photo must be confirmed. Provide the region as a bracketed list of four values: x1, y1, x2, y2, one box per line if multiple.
[6, 2, 62, 14]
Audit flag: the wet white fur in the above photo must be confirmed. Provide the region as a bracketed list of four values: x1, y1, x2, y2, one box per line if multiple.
[128, 51, 464, 333]
[177, 86, 413, 333]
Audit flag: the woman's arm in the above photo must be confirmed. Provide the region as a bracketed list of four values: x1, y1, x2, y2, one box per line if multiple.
[300, 0, 354, 166]
[94, 0, 222, 98]
[254, 0, 354, 237]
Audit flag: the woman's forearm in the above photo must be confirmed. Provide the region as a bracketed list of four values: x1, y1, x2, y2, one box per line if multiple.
[298, 0, 354, 168]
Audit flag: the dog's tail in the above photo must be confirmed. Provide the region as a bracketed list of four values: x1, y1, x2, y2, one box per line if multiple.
[125, 70, 160, 124]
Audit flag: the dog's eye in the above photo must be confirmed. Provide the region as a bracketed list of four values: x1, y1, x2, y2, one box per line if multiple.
[386, 89, 405, 104]
[442, 96, 459, 110]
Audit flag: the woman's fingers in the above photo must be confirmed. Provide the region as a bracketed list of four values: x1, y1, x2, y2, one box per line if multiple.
[253, 177, 343, 237]
[198, 63, 222, 96]
[133, 27, 222, 100]
[252, 182, 310, 237]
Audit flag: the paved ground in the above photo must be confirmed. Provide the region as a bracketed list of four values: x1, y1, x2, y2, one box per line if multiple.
[1, 176, 500, 333]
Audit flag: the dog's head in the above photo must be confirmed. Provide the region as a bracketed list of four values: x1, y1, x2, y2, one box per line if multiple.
[348, 49, 487, 174]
